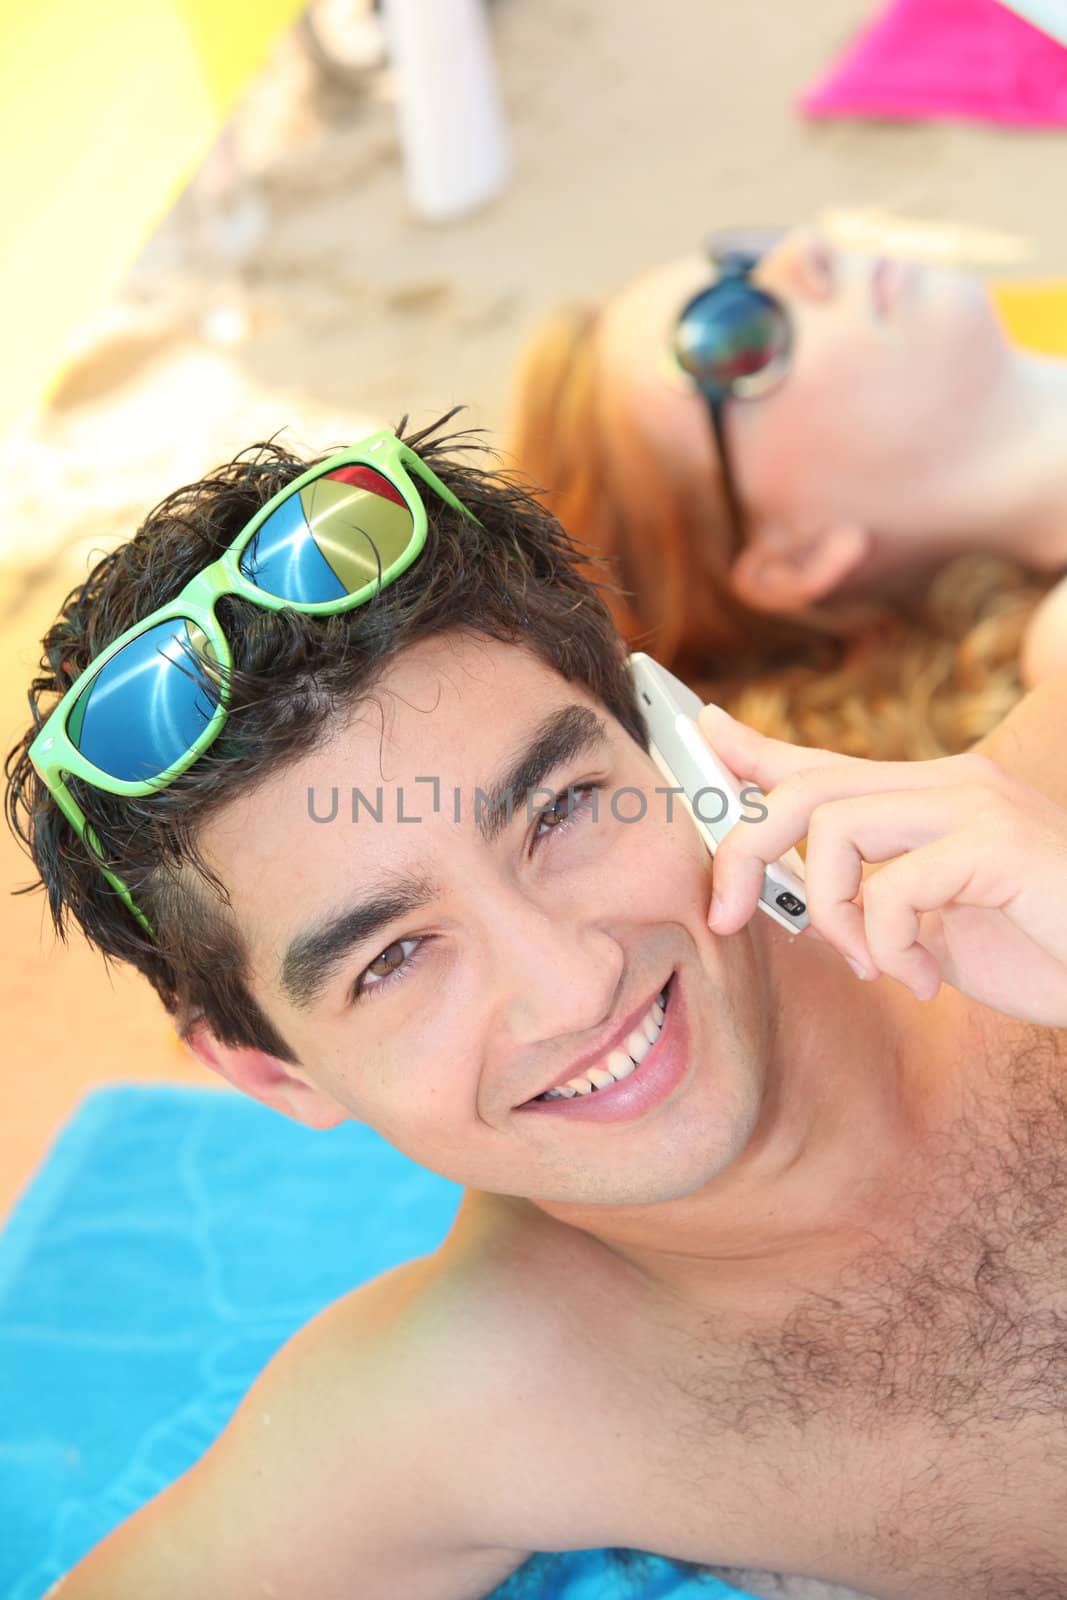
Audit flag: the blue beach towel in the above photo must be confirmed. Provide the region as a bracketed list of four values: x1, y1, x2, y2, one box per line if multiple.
[0, 1086, 758, 1600]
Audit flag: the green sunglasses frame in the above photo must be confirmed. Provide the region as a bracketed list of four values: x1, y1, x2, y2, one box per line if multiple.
[28, 428, 478, 940]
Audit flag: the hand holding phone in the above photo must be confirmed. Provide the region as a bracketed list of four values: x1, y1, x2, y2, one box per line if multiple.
[689, 701, 1067, 1024]
[627, 653, 809, 934]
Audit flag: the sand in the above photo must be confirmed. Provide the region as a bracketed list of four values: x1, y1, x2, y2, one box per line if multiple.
[4, 0, 1067, 1216]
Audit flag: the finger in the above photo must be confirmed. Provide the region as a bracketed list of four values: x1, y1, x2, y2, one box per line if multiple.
[696, 709, 853, 934]
[710, 759, 1004, 928]
[791, 786, 1000, 971]
[860, 810, 1067, 981]
[859, 833, 997, 998]
[696, 703, 842, 792]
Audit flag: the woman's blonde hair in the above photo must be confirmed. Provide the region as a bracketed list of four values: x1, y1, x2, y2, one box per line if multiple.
[508, 304, 1051, 761]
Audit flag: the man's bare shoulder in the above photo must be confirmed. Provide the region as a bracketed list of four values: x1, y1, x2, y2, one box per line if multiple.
[297, 1199, 879, 1600]
[317, 1188, 594, 1414]
[50, 1209, 543, 1599]
[175, 1187, 587, 1506]
[242, 1208, 551, 1556]
[283, 1205, 551, 1428]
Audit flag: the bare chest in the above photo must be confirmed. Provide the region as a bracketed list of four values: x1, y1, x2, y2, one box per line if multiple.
[605, 1237, 1067, 1600]
[498, 1102, 1067, 1597]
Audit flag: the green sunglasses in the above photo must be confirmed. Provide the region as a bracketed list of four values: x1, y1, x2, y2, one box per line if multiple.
[29, 429, 478, 941]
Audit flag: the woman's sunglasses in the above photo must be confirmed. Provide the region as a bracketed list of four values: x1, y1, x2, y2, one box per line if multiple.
[671, 230, 792, 559]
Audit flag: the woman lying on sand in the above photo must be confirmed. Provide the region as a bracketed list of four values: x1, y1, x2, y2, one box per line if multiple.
[509, 225, 1067, 758]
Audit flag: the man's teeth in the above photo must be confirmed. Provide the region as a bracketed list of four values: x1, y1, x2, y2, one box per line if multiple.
[536, 987, 669, 1101]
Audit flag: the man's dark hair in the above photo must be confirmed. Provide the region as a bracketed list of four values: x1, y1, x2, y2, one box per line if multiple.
[4, 414, 648, 1063]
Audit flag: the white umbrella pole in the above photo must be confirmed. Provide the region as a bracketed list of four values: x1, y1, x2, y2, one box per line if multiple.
[383, 0, 511, 222]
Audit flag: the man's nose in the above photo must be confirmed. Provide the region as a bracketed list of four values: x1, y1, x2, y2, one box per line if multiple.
[491, 900, 625, 1048]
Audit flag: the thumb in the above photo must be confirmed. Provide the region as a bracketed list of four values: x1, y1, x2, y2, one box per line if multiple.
[696, 703, 840, 791]
[694, 703, 781, 789]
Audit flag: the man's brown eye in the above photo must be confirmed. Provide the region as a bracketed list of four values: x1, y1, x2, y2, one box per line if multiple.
[351, 936, 422, 1005]
[537, 786, 591, 835]
[366, 942, 406, 978]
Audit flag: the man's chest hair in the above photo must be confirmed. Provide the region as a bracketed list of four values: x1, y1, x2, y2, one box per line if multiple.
[665, 1032, 1067, 1426]
[653, 1030, 1067, 1592]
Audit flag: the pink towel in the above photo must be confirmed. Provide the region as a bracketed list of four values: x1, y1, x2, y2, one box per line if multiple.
[800, 0, 1067, 126]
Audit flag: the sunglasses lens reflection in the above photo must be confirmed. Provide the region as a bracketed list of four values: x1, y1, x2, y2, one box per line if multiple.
[674, 281, 790, 394]
[63, 466, 421, 787]
[66, 619, 220, 783]
[239, 466, 416, 603]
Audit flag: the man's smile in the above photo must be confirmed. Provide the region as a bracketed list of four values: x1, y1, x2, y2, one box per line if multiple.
[514, 973, 688, 1122]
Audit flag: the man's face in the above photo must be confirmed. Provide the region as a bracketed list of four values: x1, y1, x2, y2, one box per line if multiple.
[198, 633, 772, 1206]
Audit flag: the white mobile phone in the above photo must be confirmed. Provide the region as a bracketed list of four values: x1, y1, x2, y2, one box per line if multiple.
[628, 652, 809, 935]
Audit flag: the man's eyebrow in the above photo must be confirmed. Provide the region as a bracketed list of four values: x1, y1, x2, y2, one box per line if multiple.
[279, 705, 610, 1011]
[477, 705, 610, 845]
[280, 875, 437, 1012]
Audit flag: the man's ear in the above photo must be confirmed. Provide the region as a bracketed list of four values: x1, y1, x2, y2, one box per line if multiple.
[184, 1019, 348, 1131]
[729, 518, 872, 613]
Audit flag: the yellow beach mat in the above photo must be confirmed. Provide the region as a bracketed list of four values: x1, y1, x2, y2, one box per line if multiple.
[0, 0, 306, 438]
[991, 277, 1067, 359]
